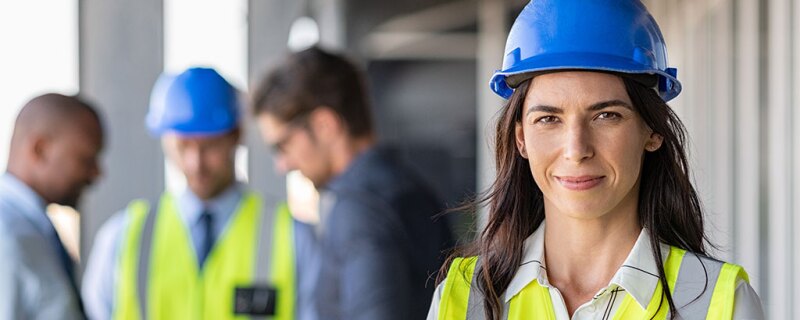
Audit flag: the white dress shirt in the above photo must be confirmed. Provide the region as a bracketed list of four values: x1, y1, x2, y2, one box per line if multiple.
[0, 173, 84, 320]
[427, 224, 764, 319]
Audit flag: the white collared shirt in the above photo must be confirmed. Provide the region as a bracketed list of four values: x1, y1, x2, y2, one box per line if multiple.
[427, 223, 764, 319]
[0, 173, 84, 319]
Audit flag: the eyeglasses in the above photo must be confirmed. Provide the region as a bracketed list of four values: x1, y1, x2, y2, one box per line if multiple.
[270, 115, 309, 154]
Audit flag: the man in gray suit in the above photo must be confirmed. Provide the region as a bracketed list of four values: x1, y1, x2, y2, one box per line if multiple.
[0, 93, 104, 319]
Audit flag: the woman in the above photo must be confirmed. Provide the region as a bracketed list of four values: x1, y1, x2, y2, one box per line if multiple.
[427, 0, 764, 319]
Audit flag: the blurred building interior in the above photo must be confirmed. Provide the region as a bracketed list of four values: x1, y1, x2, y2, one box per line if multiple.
[1, 0, 800, 317]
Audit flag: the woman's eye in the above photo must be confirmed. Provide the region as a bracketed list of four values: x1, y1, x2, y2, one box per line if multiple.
[535, 116, 559, 124]
[597, 112, 621, 120]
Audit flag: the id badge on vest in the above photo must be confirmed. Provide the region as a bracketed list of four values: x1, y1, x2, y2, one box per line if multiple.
[234, 286, 277, 316]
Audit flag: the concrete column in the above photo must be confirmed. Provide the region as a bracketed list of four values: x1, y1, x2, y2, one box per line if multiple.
[732, 0, 763, 295]
[793, 0, 800, 316]
[78, 0, 164, 269]
[708, 0, 735, 262]
[315, 0, 346, 50]
[767, 0, 793, 317]
[476, 0, 506, 229]
[246, 0, 303, 206]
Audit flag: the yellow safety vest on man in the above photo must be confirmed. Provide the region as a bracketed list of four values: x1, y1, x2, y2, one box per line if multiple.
[112, 192, 295, 320]
[438, 247, 748, 319]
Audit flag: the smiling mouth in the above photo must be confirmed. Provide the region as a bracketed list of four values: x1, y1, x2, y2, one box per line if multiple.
[555, 175, 605, 191]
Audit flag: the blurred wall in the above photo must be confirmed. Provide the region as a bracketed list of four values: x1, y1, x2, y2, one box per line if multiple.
[368, 60, 478, 235]
[72, 2, 800, 319]
[79, 0, 165, 274]
[644, 0, 800, 318]
[246, 0, 304, 209]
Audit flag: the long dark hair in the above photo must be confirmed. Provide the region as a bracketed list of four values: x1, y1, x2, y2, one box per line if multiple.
[440, 74, 709, 319]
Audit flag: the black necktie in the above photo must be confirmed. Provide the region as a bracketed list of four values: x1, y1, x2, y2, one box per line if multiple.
[198, 209, 214, 267]
[52, 232, 75, 282]
[51, 230, 85, 315]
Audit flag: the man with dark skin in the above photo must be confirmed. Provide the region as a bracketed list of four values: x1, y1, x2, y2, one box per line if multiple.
[0, 93, 104, 319]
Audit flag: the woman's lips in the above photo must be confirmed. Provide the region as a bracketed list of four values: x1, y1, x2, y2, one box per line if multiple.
[555, 175, 605, 191]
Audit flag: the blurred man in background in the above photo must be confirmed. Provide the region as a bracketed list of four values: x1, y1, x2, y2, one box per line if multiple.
[0, 93, 104, 319]
[252, 47, 453, 320]
[83, 67, 312, 320]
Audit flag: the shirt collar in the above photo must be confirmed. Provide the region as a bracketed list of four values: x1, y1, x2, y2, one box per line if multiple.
[323, 145, 382, 192]
[0, 172, 53, 236]
[609, 228, 669, 309]
[178, 182, 244, 224]
[504, 222, 548, 302]
[504, 223, 668, 310]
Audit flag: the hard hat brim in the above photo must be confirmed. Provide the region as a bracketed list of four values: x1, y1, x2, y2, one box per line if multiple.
[489, 52, 682, 102]
[148, 125, 239, 138]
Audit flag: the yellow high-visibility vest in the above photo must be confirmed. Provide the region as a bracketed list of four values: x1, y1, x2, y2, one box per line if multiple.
[439, 246, 748, 319]
[112, 192, 296, 320]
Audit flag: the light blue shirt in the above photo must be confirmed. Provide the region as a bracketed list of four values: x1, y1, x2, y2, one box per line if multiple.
[82, 183, 318, 320]
[0, 173, 84, 319]
[179, 183, 243, 257]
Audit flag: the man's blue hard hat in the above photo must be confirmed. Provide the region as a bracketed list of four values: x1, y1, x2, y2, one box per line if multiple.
[146, 67, 240, 136]
[490, 0, 681, 101]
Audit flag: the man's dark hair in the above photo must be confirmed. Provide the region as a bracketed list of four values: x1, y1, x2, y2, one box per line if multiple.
[12, 93, 103, 141]
[251, 46, 374, 138]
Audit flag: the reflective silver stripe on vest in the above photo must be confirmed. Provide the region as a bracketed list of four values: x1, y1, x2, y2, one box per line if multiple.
[137, 203, 158, 320]
[671, 253, 724, 318]
[135, 195, 274, 319]
[465, 259, 485, 320]
[462, 251, 727, 319]
[254, 200, 276, 283]
[464, 259, 527, 320]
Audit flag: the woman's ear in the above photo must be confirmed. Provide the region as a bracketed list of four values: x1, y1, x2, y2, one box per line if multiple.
[645, 132, 664, 152]
[515, 122, 528, 159]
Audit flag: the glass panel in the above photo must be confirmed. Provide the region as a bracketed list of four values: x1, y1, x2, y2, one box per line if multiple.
[163, 0, 248, 193]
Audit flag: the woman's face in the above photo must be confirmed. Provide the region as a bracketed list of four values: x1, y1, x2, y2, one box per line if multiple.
[515, 71, 663, 220]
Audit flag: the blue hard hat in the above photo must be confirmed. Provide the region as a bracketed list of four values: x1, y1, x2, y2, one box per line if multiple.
[146, 67, 240, 136]
[490, 0, 681, 101]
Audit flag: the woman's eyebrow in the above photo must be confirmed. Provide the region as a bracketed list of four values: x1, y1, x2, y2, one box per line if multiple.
[588, 99, 633, 111]
[526, 99, 633, 116]
[526, 105, 562, 116]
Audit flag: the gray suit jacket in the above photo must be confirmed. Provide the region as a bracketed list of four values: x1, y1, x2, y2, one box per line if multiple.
[315, 146, 453, 320]
[0, 173, 83, 320]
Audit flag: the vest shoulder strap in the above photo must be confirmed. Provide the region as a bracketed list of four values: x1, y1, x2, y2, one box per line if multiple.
[253, 196, 297, 320]
[439, 246, 749, 320]
[441, 256, 556, 320]
[252, 193, 272, 281]
[705, 261, 748, 319]
[613, 246, 685, 319]
[439, 256, 478, 320]
[114, 198, 155, 320]
[618, 246, 749, 319]
[672, 248, 749, 319]
[672, 250, 722, 317]
[138, 200, 158, 320]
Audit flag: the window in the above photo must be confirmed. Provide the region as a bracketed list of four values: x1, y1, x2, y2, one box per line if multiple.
[163, 0, 249, 193]
[0, 0, 80, 258]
